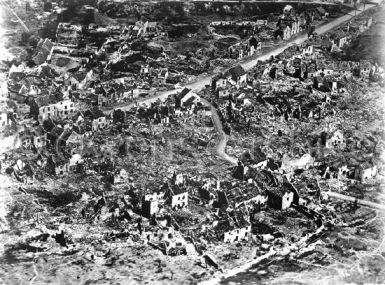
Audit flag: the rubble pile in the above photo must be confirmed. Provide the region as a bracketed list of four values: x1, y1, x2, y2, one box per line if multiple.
[0, 1, 384, 284]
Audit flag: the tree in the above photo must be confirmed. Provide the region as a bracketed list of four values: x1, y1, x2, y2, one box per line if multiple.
[353, 0, 358, 16]
[113, 109, 125, 124]
[118, 141, 128, 156]
[249, 36, 258, 48]
[313, 77, 319, 89]
[28, 99, 39, 120]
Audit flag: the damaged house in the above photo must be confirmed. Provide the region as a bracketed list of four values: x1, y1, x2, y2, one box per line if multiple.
[56, 100, 76, 118]
[33, 38, 54, 65]
[16, 128, 34, 150]
[228, 65, 247, 88]
[107, 168, 129, 185]
[336, 30, 349, 48]
[283, 25, 291, 40]
[56, 23, 83, 48]
[196, 186, 216, 206]
[167, 184, 188, 210]
[38, 99, 76, 121]
[92, 115, 113, 132]
[0, 112, 11, 128]
[175, 88, 201, 109]
[157, 68, 169, 86]
[302, 45, 314, 55]
[211, 74, 228, 91]
[145, 225, 187, 255]
[32, 125, 47, 149]
[266, 186, 294, 210]
[46, 155, 70, 177]
[233, 183, 268, 212]
[326, 130, 346, 149]
[65, 131, 83, 155]
[338, 164, 356, 180]
[142, 191, 166, 218]
[355, 162, 377, 182]
[360, 60, 372, 78]
[216, 211, 251, 243]
[338, 61, 353, 78]
[142, 196, 160, 218]
[39, 103, 58, 121]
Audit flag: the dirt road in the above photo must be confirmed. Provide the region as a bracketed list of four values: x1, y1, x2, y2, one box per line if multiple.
[106, 1, 376, 113]
[201, 98, 238, 165]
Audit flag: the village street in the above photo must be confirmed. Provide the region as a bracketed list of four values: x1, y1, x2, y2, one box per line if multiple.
[105, 0, 379, 113]
[1, 1, 377, 163]
[103, 1, 379, 165]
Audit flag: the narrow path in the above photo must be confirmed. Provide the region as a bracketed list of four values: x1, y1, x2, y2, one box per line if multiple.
[0, 0, 30, 32]
[325, 191, 385, 212]
[201, 98, 238, 165]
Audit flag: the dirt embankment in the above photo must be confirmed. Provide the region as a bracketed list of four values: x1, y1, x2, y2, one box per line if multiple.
[344, 10, 385, 65]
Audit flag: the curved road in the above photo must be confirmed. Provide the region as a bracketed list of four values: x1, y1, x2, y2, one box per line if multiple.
[201, 98, 238, 165]
[105, 2, 378, 165]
